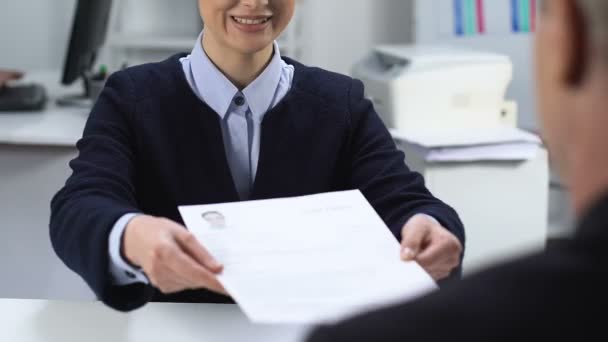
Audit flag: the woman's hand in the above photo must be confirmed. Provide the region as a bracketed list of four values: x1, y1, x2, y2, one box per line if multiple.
[400, 214, 463, 280]
[123, 215, 227, 295]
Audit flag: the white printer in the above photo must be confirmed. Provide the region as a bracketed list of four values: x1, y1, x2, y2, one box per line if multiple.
[353, 45, 549, 274]
[352, 45, 515, 130]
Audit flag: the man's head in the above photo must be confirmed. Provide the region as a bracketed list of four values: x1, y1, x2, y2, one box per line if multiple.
[198, 0, 295, 55]
[536, 0, 608, 213]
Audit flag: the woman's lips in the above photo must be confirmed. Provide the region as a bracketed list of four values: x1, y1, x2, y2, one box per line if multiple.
[230, 15, 272, 33]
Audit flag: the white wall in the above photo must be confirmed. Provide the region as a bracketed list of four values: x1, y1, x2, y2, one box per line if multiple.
[0, 0, 413, 75]
[118, 0, 201, 35]
[0, 0, 75, 70]
[414, 0, 537, 130]
[298, 0, 414, 75]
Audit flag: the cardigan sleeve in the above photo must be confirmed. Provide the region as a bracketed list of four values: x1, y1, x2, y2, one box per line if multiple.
[346, 78, 465, 248]
[49, 70, 155, 311]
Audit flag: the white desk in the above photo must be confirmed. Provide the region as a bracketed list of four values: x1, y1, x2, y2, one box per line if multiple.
[0, 299, 309, 342]
[0, 71, 87, 146]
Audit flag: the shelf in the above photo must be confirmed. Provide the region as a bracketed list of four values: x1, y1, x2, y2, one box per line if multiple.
[108, 34, 198, 50]
[109, 34, 299, 56]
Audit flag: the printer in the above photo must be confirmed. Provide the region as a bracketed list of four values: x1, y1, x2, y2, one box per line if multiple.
[352, 45, 515, 131]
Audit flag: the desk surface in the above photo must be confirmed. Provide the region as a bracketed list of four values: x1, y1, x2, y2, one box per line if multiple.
[0, 71, 88, 147]
[0, 299, 309, 342]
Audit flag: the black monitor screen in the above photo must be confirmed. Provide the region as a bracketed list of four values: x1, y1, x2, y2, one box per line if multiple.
[61, 0, 113, 85]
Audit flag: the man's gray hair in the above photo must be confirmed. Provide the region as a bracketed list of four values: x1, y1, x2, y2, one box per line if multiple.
[578, 0, 608, 42]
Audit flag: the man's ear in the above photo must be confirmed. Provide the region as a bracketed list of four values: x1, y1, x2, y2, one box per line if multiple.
[561, 0, 589, 86]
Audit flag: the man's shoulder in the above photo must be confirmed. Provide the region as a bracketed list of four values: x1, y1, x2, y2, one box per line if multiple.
[309, 246, 607, 342]
[440, 244, 604, 307]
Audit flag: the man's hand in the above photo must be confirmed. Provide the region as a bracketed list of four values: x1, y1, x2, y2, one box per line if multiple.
[0, 70, 23, 88]
[400, 214, 463, 280]
[123, 215, 227, 295]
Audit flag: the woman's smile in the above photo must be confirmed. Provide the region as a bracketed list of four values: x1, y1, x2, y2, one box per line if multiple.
[230, 15, 273, 33]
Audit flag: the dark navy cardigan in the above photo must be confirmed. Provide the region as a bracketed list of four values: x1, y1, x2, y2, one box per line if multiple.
[50, 54, 465, 312]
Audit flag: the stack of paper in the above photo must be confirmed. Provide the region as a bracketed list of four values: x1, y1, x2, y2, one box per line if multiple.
[390, 126, 543, 162]
[179, 190, 437, 324]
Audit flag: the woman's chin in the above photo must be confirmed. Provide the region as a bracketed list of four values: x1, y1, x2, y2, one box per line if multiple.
[230, 40, 274, 55]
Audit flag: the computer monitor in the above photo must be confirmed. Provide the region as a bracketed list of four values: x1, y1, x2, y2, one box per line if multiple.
[57, 0, 113, 107]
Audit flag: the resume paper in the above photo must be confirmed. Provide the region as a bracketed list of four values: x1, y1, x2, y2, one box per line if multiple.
[179, 190, 437, 324]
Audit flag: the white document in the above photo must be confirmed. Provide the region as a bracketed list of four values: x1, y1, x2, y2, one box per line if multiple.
[407, 142, 540, 162]
[391, 126, 542, 162]
[390, 126, 541, 148]
[179, 190, 437, 324]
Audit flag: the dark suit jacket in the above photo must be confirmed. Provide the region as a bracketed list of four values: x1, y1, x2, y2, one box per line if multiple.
[49, 54, 464, 312]
[308, 193, 608, 341]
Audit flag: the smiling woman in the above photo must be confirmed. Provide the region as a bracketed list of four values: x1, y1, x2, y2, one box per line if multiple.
[49, 0, 464, 312]
[198, 0, 295, 87]
[199, 0, 293, 49]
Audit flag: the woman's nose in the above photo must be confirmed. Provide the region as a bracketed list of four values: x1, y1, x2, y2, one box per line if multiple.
[240, 0, 269, 10]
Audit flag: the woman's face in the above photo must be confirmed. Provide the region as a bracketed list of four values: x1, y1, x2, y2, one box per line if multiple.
[198, 0, 295, 55]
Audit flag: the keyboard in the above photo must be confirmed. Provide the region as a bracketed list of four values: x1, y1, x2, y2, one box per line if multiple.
[0, 84, 47, 112]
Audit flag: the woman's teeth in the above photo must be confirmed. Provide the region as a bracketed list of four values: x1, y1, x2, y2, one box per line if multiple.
[232, 16, 270, 25]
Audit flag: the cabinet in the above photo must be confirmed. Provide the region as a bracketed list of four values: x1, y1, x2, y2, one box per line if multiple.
[396, 139, 549, 274]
